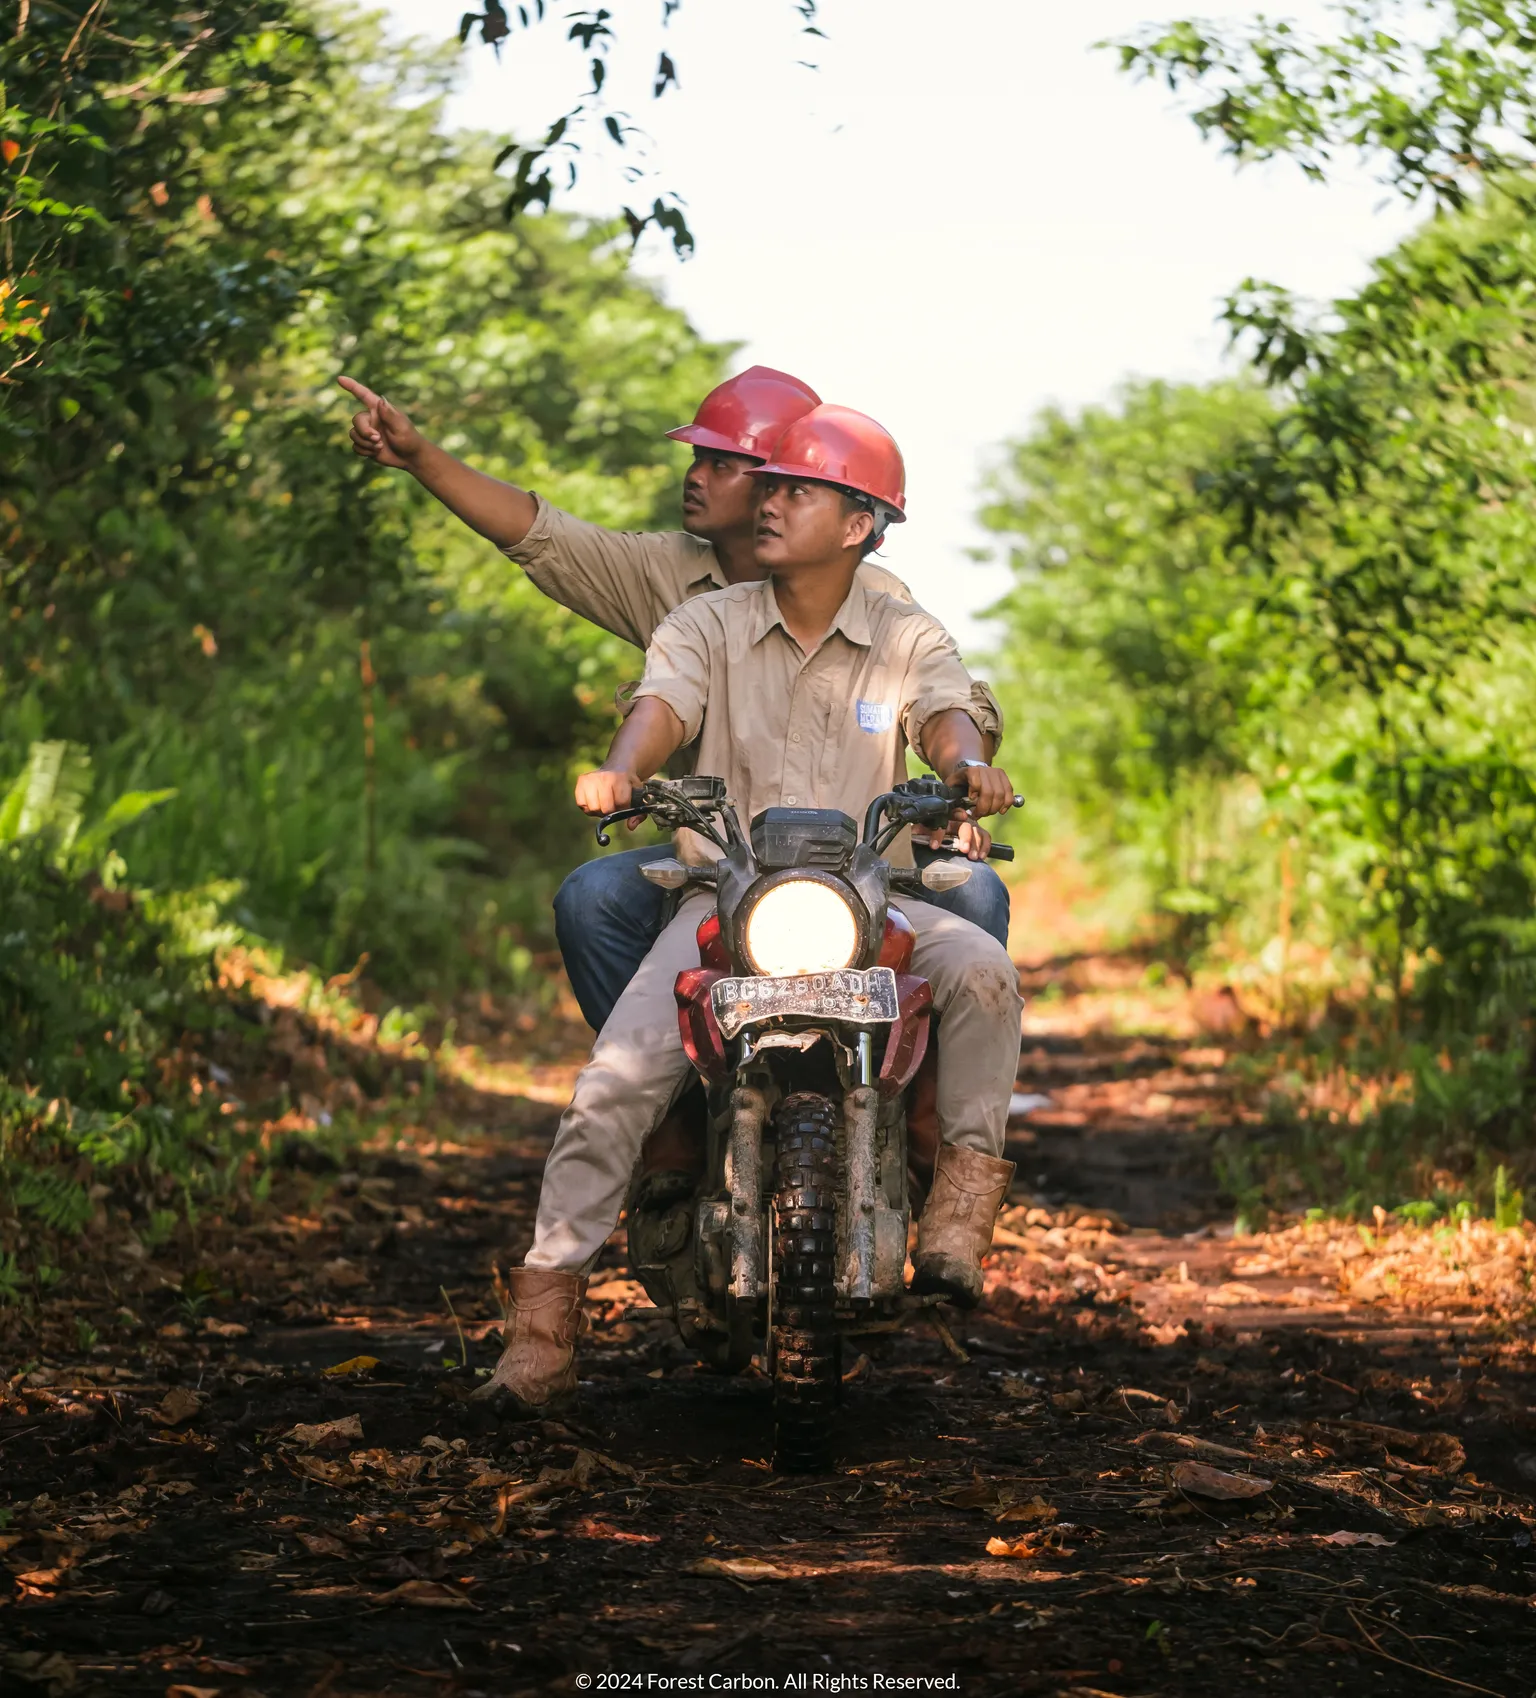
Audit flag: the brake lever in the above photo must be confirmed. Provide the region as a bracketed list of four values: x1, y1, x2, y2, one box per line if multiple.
[594, 805, 651, 847]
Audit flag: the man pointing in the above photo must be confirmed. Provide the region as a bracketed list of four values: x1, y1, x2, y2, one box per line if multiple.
[338, 369, 1014, 1026]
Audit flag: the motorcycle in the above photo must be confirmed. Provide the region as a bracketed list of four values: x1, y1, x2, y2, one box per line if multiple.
[592, 774, 1014, 1471]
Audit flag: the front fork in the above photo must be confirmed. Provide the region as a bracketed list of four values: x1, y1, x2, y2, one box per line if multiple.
[723, 1034, 894, 1303]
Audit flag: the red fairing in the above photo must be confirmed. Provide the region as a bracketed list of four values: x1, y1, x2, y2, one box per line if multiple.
[876, 907, 916, 973]
[695, 909, 729, 971]
[675, 967, 729, 1081]
[877, 973, 933, 1098]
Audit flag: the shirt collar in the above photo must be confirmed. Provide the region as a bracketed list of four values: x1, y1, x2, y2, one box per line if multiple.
[752, 578, 872, 652]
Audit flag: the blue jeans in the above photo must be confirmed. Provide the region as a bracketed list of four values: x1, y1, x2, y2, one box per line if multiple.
[554, 844, 1012, 1032]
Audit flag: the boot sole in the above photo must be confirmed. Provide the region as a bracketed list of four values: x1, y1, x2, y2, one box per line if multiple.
[910, 1262, 982, 1310]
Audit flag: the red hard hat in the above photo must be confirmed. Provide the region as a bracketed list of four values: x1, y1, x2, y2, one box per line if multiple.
[752, 404, 907, 521]
[666, 365, 821, 461]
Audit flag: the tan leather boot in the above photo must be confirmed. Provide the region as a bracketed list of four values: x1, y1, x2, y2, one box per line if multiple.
[910, 1143, 1015, 1309]
[471, 1267, 587, 1416]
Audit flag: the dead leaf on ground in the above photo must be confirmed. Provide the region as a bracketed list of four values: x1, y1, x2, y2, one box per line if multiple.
[322, 1355, 380, 1378]
[1135, 1430, 1254, 1464]
[685, 1556, 800, 1582]
[1323, 1420, 1466, 1474]
[491, 1447, 638, 1531]
[165, 1686, 221, 1698]
[1171, 1460, 1273, 1500]
[148, 1387, 205, 1427]
[571, 1517, 661, 1543]
[289, 1455, 355, 1487]
[286, 1414, 364, 1450]
[1318, 1530, 1396, 1547]
[996, 1495, 1059, 1525]
[375, 1578, 477, 1609]
[1204, 1282, 1267, 1308]
[200, 1318, 248, 1338]
[986, 1525, 1074, 1560]
[295, 1531, 350, 1559]
[350, 1447, 424, 1482]
[4, 1650, 77, 1694]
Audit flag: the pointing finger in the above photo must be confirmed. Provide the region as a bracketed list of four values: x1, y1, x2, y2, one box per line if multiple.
[337, 374, 382, 408]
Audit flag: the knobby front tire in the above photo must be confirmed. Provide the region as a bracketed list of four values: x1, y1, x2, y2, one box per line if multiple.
[770, 1092, 840, 1473]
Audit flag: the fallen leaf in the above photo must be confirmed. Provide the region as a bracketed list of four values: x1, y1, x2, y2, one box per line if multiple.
[490, 1447, 636, 1529]
[350, 1447, 424, 1482]
[1050, 1389, 1086, 1412]
[1135, 1431, 1254, 1464]
[1204, 1282, 1267, 1308]
[290, 1455, 355, 1487]
[322, 1355, 380, 1378]
[685, 1556, 799, 1582]
[1318, 1530, 1396, 1547]
[295, 1531, 350, 1558]
[1171, 1461, 1272, 1500]
[375, 1579, 477, 1609]
[4, 1650, 76, 1694]
[14, 1567, 72, 1590]
[1328, 1421, 1466, 1474]
[571, 1517, 661, 1543]
[995, 1495, 1059, 1525]
[200, 1318, 248, 1339]
[149, 1387, 205, 1427]
[285, 1414, 363, 1450]
[986, 1526, 1073, 1559]
[166, 1687, 220, 1698]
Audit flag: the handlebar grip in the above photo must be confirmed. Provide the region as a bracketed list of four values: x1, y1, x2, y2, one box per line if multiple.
[988, 843, 1015, 862]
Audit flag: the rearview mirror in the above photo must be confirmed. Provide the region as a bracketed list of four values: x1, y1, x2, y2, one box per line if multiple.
[920, 860, 973, 892]
[640, 858, 691, 890]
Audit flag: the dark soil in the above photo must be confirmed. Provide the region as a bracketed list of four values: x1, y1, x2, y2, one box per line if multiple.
[4, 959, 1535, 1698]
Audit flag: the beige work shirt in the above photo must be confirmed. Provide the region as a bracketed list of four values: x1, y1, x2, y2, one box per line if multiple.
[503, 495, 914, 651]
[504, 497, 1005, 749]
[634, 578, 988, 866]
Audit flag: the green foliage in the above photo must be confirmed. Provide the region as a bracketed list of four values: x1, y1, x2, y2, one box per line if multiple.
[983, 179, 1536, 1203]
[1110, 1, 1536, 212]
[0, 743, 225, 1258]
[2, 6, 725, 988]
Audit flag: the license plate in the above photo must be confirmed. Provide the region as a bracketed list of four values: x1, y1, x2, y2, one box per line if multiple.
[710, 966, 900, 1039]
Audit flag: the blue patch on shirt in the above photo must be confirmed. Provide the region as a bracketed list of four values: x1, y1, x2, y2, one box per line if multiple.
[856, 699, 894, 734]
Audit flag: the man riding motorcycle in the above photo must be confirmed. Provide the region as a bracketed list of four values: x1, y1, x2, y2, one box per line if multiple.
[337, 367, 1012, 1029]
[476, 405, 1022, 1417]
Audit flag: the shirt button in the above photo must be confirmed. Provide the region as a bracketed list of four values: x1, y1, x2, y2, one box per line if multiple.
[785, 796, 798, 805]
[791, 732, 802, 743]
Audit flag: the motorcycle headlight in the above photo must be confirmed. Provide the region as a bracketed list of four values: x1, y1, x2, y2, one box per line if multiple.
[742, 877, 861, 977]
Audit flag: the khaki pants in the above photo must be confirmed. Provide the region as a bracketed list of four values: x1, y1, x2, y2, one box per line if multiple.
[526, 895, 1023, 1272]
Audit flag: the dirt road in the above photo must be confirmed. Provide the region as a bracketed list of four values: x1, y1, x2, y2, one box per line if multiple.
[4, 955, 1535, 1696]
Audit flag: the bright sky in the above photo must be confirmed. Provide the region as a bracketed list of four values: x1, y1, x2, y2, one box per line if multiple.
[377, 0, 1417, 647]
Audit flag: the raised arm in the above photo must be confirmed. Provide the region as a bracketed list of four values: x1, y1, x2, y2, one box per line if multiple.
[573, 698, 687, 821]
[338, 375, 537, 550]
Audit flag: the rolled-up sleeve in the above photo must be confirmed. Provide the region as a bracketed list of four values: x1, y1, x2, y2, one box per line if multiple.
[968, 679, 1005, 753]
[632, 605, 714, 744]
[899, 617, 988, 752]
[501, 497, 683, 649]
